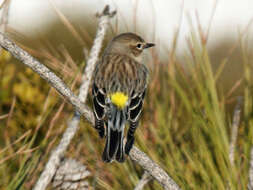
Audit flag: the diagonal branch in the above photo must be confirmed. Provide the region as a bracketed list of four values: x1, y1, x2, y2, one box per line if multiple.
[0, 0, 10, 33]
[0, 32, 94, 123]
[0, 10, 180, 190]
[130, 146, 180, 189]
[79, 5, 116, 103]
[0, 0, 11, 53]
[0, 31, 180, 190]
[134, 171, 152, 190]
[32, 5, 115, 190]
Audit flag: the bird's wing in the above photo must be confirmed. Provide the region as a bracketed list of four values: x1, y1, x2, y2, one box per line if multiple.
[92, 82, 106, 120]
[128, 88, 146, 122]
[128, 63, 148, 122]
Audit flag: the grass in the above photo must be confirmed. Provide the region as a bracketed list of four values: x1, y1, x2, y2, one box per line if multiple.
[1, 18, 253, 190]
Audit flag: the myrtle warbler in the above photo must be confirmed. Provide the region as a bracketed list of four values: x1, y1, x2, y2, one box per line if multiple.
[92, 32, 155, 162]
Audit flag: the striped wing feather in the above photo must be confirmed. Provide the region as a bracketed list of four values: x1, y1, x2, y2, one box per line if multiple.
[92, 83, 106, 138]
[128, 89, 146, 122]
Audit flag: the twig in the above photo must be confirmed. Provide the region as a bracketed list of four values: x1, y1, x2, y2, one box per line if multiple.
[248, 147, 253, 190]
[0, 0, 10, 32]
[79, 5, 116, 103]
[0, 32, 180, 189]
[134, 171, 152, 190]
[4, 96, 16, 154]
[229, 96, 242, 165]
[52, 158, 90, 190]
[130, 146, 180, 190]
[32, 5, 115, 190]
[0, 8, 181, 190]
[0, 114, 9, 120]
[0, 32, 94, 122]
[0, 0, 10, 53]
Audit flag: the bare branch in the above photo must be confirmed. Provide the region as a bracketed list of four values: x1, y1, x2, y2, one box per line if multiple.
[229, 96, 242, 165]
[33, 5, 115, 190]
[0, 7, 180, 190]
[134, 172, 152, 190]
[130, 146, 180, 190]
[52, 158, 90, 190]
[0, 0, 10, 32]
[79, 5, 116, 103]
[0, 32, 94, 123]
[0, 0, 11, 53]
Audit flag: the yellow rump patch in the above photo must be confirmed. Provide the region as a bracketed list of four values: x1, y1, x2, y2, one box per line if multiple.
[110, 92, 128, 109]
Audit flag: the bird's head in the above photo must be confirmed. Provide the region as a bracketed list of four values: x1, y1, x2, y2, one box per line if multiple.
[105, 33, 155, 62]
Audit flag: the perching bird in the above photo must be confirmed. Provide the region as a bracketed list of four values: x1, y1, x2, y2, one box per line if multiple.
[92, 32, 155, 162]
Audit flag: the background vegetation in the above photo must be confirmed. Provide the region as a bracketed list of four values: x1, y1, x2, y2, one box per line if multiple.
[0, 15, 253, 190]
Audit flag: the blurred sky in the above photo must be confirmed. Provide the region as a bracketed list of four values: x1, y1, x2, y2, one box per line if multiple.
[1, 0, 253, 55]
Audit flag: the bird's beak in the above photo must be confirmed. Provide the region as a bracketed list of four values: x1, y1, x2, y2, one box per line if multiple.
[144, 43, 155, 49]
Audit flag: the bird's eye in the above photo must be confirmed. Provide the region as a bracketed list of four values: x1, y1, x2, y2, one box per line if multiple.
[136, 43, 142, 49]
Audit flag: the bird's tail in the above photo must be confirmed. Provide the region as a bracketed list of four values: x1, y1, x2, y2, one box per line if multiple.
[102, 105, 126, 162]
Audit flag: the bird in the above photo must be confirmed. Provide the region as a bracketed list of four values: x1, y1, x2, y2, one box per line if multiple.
[92, 32, 155, 162]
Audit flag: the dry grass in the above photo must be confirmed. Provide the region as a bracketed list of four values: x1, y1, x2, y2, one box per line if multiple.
[1, 8, 253, 190]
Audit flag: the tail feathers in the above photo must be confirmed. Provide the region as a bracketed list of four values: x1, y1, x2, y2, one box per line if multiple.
[116, 131, 125, 162]
[102, 105, 126, 163]
[102, 128, 119, 162]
